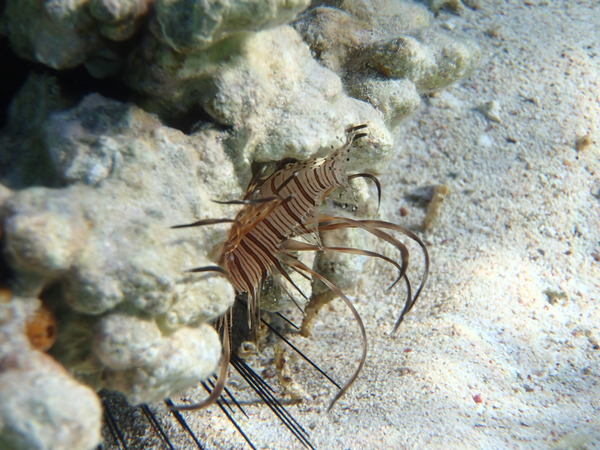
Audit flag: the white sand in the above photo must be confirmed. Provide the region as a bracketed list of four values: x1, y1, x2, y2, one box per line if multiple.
[163, 1, 600, 448]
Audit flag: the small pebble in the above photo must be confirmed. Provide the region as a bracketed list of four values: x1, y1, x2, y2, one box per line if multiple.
[478, 134, 493, 147]
[423, 184, 451, 232]
[575, 133, 592, 151]
[480, 100, 502, 123]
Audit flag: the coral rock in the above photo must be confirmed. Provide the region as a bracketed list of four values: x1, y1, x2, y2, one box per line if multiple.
[155, 0, 311, 52]
[0, 0, 151, 69]
[349, 78, 422, 127]
[126, 25, 392, 178]
[367, 31, 481, 93]
[294, 1, 481, 126]
[1, 90, 236, 403]
[0, 305, 102, 450]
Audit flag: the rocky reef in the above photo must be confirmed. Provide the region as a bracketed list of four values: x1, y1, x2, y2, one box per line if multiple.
[0, 0, 480, 448]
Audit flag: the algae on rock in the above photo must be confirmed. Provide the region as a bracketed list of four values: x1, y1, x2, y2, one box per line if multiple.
[1, 87, 237, 406]
[0, 0, 151, 70]
[294, 0, 481, 126]
[155, 0, 311, 52]
[126, 24, 393, 180]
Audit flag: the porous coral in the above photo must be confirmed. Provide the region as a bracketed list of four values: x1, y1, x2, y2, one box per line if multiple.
[0, 0, 151, 72]
[125, 24, 393, 173]
[0, 79, 238, 448]
[2, 86, 237, 394]
[294, 0, 481, 125]
[154, 0, 311, 52]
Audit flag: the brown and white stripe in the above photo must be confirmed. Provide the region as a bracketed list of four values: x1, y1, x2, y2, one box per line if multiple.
[171, 124, 429, 412]
[219, 125, 366, 304]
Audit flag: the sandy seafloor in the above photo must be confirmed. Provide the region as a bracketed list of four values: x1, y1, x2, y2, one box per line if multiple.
[123, 1, 600, 449]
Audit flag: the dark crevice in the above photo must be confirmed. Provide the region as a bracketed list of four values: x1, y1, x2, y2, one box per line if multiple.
[0, 232, 13, 287]
[0, 38, 219, 134]
[159, 104, 218, 136]
[0, 38, 132, 124]
[0, 35, 214, 132]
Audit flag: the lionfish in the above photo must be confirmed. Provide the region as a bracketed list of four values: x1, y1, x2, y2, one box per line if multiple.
[171, 124, 429, 412]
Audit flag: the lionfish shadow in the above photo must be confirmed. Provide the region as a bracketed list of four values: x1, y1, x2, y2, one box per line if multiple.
[100, 304, 327, 449]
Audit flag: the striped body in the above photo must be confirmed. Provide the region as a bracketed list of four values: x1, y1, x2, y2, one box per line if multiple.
[220, 142, 352, 297]
[171, 124, 430, 412]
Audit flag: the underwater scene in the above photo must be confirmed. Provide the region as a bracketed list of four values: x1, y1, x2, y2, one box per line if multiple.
[0, 0, 598, 448]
